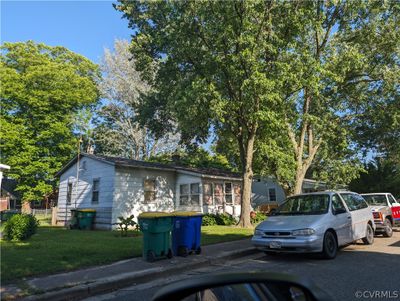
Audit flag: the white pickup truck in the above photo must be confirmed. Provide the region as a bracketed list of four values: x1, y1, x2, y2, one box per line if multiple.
[361, 193, 400, 237]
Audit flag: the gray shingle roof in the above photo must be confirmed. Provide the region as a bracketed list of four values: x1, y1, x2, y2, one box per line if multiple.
[56, 153, 242, 180]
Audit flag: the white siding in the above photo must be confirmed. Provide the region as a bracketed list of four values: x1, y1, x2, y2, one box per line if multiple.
[57, 157, 115, 229]
[112, 167, 176, 225]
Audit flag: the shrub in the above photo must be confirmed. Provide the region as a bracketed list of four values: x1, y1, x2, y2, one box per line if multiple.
[202, 214, 217, 226]
[251, 211, 266, 224]
[215, 213, 236, 225]
[202, 213, 236, 226]
[113, 215, 137, 237]
[3, 214, 39, 241]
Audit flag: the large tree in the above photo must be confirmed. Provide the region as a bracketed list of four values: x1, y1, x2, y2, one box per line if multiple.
[116, 1, 399, 226]
[0, 41, 99, 202]
[222, 1, 399, 195]
[95, 39, 180, 160]
[116, 1, 302, 227]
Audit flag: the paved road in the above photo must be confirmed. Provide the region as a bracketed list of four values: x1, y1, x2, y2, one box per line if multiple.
[85, 231, 400, 301]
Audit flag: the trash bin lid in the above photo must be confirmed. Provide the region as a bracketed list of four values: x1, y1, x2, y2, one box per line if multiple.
[77, 209, 96, 212]
[138, 212, 174, 219]
[172, 211, 203, 217]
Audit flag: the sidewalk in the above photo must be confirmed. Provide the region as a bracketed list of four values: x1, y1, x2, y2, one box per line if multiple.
[2, 239, 257, 301]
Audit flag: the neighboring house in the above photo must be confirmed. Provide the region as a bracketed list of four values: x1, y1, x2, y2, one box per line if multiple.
[0, 177, 21, 211]
[56, 154, 243, 229]
[251, 176, 331, 208]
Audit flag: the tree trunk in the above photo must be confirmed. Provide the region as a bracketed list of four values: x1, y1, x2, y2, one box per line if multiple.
[238, 131, 256, 228]
[294, 167, 306, 195]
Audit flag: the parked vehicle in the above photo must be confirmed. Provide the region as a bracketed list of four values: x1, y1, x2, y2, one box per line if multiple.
[252, 191, 375, 259]
[361, 193, 400, 237]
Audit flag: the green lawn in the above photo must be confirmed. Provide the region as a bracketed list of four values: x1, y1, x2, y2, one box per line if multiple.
[1, 225, 253, 283]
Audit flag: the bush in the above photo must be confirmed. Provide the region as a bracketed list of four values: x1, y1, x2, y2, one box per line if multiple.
[202, 214, 217, 226]
[3, 214, 39, 241]
[202, 213, 236, 226]
[251, 211, 266, 224]
[113, 215, 137, 237]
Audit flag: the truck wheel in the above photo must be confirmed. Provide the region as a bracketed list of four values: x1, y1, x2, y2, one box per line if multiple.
[321, 231, 337, 259]
[383, 218, 393, 237]
[362, 223, 374, 245]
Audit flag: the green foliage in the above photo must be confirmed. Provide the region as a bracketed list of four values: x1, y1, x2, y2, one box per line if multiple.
[113, 214, 137, 237]
[349, 158, 400, 199]
[251, 211, 266, 225]
[201, 214, 217, 226]
[147, 148, 233, 171]
[202, 213, 236, 226]
[0, 41, 100, 201]
[3, 214, 39, 241]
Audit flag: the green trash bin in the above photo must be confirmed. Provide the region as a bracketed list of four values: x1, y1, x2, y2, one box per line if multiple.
[138, 212, 174, 262]
[76, 209, 96, 230]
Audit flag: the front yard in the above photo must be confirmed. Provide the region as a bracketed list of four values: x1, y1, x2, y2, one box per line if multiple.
[0, 225, 253, 283]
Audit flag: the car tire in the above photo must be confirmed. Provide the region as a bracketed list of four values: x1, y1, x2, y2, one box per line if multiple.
[321, 231, 337, 259]
[382, 218, 393, 237]
[362, 223, 374, 245]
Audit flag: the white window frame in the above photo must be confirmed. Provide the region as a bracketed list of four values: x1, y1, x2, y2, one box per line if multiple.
[92, 178, 100, 204]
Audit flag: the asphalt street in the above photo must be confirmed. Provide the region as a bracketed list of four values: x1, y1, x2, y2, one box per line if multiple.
[85, 231, 400, 301]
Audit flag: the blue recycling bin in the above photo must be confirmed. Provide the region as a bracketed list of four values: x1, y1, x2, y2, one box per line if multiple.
[172, 212, 203, 257]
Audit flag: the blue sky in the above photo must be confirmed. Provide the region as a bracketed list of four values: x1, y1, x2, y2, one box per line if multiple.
[1, 1, 132, 63]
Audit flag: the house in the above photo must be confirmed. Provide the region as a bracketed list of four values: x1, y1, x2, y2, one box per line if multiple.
[56, 153, 331, 230]
[0, 177, 21, 211]
[251, 176, 330, 208]
[55, 154, 243, 229]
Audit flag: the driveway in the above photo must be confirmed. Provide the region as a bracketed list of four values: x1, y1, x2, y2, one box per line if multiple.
[86, 231, 400, 301]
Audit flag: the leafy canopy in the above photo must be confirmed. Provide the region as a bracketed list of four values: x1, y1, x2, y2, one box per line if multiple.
[0, 41, 99, 201]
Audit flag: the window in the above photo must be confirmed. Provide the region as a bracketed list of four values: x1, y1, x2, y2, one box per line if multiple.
[214, 183, 224, 205]
[190, 183, 200, 205]
[203, 183, 213, 205]
[66, 182, 73, 205]
[234, 184, 241, 205]
[331, 194, 346, 213]
[341, 193, 368, 211]
[225, 183, 233, 205]
[91, 179, 100, 203]
[268, 188, 277, 202]
[180, 183, 201, 206]
[144, 179, 156, 203]
[388, 194, 397, 205]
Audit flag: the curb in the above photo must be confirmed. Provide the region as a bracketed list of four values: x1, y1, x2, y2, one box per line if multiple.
[20, 247, 258, 301]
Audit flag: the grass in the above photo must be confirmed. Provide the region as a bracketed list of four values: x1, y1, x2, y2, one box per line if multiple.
[0, 225, 253, 283]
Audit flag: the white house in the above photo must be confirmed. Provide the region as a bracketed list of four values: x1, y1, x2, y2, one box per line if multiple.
[56, 154, 329, 229]
[55, 154, 243, 229]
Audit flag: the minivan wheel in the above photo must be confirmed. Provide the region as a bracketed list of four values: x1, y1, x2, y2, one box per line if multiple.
[382, 218, 393, 238]
[321, 231, 337, 259]
[362, 223, 374, 245]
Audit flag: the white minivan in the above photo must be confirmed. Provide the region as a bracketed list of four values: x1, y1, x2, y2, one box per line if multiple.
[252, 191, 376, 259]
